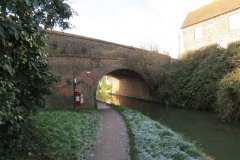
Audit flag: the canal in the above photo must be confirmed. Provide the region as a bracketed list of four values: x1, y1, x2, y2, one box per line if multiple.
[101, 95, 240, 160]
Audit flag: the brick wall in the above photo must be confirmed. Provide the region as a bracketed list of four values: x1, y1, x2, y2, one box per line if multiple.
[47, 56, 156, 109]
[46, 31, 171, 108]
[108, 72, 151, 101]
[182, 9, 240, 52]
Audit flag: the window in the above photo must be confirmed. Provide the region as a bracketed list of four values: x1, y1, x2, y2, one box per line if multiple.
[194, 26, 202, 40]
[229, 12, 240, 30]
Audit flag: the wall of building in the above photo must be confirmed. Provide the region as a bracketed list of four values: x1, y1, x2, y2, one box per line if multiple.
[182, 9, 240, 52]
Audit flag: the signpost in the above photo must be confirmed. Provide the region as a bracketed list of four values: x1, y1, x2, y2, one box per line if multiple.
[73, 76, 77, 110]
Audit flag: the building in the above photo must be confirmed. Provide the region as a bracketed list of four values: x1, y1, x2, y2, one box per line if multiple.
[181, 0, 240, 52]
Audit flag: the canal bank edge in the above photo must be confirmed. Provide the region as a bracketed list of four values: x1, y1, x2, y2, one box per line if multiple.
[111, 104, 208, 160]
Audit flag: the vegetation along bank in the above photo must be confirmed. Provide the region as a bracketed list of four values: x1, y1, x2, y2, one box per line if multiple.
[149, 41, 240, 122]
[0, 0, 75, 159]
[112, 105, 207, 160]
[0, 109, 100, 160]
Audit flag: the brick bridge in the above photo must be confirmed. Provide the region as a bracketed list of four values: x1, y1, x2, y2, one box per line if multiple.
[46, 31, 171, 108]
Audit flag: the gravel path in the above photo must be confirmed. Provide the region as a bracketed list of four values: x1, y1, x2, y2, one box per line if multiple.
[89, 101, 130, 160]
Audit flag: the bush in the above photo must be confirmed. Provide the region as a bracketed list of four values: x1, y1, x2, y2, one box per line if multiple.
[226, 41, 240, 68]
[216, 68, 240, 122]
[0, 0, 73, 155]
[158, 45, 229, 110]
[155, 41, 240, 122]
[215, 41, 240, 122]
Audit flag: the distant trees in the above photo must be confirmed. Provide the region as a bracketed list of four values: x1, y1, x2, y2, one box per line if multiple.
[96, 76, 113, 101]
[0, 0, 74, 155]
[139, 43, 169, 55]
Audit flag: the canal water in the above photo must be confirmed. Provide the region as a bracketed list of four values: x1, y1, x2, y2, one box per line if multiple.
[101, 95, 240, 160]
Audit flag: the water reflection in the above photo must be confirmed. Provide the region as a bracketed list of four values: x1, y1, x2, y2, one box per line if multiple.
[102, 94, 240, 160]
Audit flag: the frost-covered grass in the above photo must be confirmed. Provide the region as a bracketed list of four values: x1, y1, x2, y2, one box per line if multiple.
[31, 109, 100, 160]
[113, 105, 207, 160]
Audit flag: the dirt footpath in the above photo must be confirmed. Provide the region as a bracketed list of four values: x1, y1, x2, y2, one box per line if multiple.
[89, 101, 130, 160]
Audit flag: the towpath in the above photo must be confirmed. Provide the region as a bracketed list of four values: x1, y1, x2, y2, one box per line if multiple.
[89, 101, 130, 160]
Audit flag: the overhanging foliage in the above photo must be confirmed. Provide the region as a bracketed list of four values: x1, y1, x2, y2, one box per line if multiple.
[0, 0, 73, 155]
[155, 42, 240, 122]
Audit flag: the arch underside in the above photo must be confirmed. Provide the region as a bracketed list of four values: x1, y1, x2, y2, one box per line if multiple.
[94, 68, 151, 107]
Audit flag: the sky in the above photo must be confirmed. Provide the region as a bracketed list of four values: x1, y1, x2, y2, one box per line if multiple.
[65, 0, 213, 58]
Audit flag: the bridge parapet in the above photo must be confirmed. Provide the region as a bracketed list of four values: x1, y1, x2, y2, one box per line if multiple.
[47, 30, 169, 61]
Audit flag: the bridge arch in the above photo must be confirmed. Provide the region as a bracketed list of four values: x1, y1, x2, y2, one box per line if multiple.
[46, 31, 171, 109]
[93, 66, 151, 108]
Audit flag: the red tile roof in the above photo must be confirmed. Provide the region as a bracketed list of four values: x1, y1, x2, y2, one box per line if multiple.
[181, 0, 240, 28]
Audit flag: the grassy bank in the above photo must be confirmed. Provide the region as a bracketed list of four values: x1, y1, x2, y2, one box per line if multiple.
[112, 105, 207, 160]
[1, 109, 100, 160]
[33, 109, 100, 160]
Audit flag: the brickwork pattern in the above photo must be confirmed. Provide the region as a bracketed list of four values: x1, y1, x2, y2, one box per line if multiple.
[46, 31, 171, 108]
[108, 72, 151, 100]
